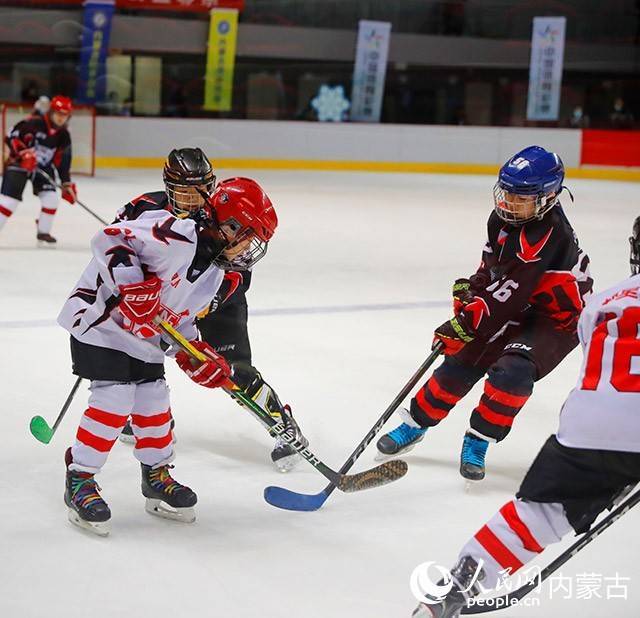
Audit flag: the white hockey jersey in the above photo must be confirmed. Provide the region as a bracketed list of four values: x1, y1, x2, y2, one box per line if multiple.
[58, 196, 223, 364]
[557, 274, 640, 453]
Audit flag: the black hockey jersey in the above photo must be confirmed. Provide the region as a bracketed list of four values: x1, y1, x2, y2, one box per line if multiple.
[5, 114, 72, 182]
[464, 206, 593, 339]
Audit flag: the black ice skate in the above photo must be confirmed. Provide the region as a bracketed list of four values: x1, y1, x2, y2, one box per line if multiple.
[141, 463, 197, 523]
[64, 448, 111, 537]
[37, 232, 57, 244]
[412, 555, 485, 618]
[270, 405, 308, 473]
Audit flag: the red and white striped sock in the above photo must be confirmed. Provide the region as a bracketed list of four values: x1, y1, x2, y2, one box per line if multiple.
[37, 190, 58, 235]
[458, 498, 572, 589]
[131, 379, 174, 467]
[0, 195, 19, 232]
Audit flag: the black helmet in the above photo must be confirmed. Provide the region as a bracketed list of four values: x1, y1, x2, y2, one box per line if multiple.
[631, 216, 640, 276]
[163, 147, 216, 218]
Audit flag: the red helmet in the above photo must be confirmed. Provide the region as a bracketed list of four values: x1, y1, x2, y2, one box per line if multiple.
[50, 95, 73, 115]
[204, 177, 277, 270]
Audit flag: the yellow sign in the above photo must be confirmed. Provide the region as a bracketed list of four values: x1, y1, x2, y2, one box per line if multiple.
[203, 8, 238, 111]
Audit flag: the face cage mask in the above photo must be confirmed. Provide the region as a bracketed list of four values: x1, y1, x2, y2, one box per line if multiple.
[166, 179, 216, 219]
[212, 229, 269, 271]
[630, 236, 640, 276]
[493, 183, 558, 225]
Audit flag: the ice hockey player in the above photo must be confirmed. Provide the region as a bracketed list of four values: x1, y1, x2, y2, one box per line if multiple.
[57, 147, 277, 535]
[0, 95, 77, 243]
[378, 146, 593, 481]
[117, 158, 305, 472]
[412, 216, 640, 617]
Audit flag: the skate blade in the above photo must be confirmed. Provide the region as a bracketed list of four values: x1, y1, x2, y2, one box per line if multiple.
[273, 452, 301, 473]
[67, 509, 110, 537]
[145, 498, 195, 523]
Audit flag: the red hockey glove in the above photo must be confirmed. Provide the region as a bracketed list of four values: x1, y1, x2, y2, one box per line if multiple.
[433, 314, 475, 356]
[176, 341, 231, 389]
[117, 276, 162, 327]
[18, 148, 37, 172]
[61, 182, 77, 204]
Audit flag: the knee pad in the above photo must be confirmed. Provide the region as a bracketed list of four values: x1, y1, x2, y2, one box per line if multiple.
[488, 353, 536, 394]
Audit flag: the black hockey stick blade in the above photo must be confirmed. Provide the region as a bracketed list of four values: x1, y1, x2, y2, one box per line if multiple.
[337, 459, 408, 493]
[461, 486, 640, 614]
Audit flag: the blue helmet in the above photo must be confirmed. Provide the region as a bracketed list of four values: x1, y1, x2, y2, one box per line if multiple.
[493, 145, 565, 224]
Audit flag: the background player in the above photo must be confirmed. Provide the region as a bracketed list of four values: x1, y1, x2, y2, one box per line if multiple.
[0, 95, 77, 243]
[57, 148, 277, 535]
[378, 146, 593, 481]
[412, 216, 640, 618]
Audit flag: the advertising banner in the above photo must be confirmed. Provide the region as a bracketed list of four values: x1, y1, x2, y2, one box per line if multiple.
[526, 16, 566, 121]
[77, 0, 115, 104]
[203, 8, 239, 112]
[350, 20, 391, 123]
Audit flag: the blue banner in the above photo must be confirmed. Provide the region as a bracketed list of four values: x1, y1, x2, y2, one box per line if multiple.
[77, 0, 115, 104]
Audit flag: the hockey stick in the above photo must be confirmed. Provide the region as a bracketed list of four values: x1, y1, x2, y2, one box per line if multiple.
[30, 376, 83, 444]
[264, 341, 444, 511]
[35, 168, 109, 226]
[460, 486, 640, 614]
[155, 318, 409, 494]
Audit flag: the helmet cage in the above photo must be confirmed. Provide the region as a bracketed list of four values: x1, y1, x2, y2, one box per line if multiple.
[208, 215, 269, 271]
[166, 178, 216, 219]
[493, 182, 559, 225]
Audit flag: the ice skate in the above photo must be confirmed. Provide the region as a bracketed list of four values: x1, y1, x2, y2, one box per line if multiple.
[376, 408, 427, 460]
[460, 432, 489, 481]
[36, 232, 57, 244]
[412, 555, 484, 618]
[270, 404, 307, 472]
[64, 448, 110, 537]
[141, 463, 197, 523]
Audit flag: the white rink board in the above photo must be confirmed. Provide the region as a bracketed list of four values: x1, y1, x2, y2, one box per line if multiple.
[0, 169, 638, 618]
[96, 117, 583, 167]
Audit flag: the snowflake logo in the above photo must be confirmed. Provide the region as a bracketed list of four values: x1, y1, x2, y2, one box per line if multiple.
[311, 85, 350, 122]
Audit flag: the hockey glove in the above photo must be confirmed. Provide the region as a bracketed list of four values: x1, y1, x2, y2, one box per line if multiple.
[231, 362, 285, 418]
[176, 341, 231, 389]
[61, 182, 77, 204]
[433, 314, 475, 356]
[452, 278, 473, 313]
[117, 276, 162, 330]
[18, 148, 37, 173]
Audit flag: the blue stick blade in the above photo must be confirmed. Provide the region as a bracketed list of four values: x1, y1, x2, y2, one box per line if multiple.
[263, 486, 328, 512]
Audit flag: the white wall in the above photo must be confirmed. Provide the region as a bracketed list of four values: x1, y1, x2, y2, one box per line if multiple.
[96, 117, 582, 167]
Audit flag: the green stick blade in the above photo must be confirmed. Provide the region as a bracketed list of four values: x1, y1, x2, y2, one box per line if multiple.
[30, 416, 54, 444]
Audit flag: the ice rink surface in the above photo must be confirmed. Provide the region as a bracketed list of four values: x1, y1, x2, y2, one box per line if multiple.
[1, 168, 638, 617]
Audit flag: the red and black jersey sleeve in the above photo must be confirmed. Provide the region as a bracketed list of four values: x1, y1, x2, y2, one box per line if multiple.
[52, 128, 72, 183]
[460, 213, 561, 339]
[5, 116, 39, 159]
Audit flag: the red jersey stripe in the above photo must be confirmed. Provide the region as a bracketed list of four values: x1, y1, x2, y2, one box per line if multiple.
[428, 376, 461, 406]
[476, 402, 515, 427]
[76, 426, 118, 453]
[84, 407, 129, 429]
[135, 431, 173, 450]
[475, 525, 524, 573]
[484, 382, 529, 408]
[41, 207, 57, 215]
[416, 388, 449, 420]
[131, 410, 172, 428]
[499, 501, 544, 554]
[0, 205, 13, 217]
